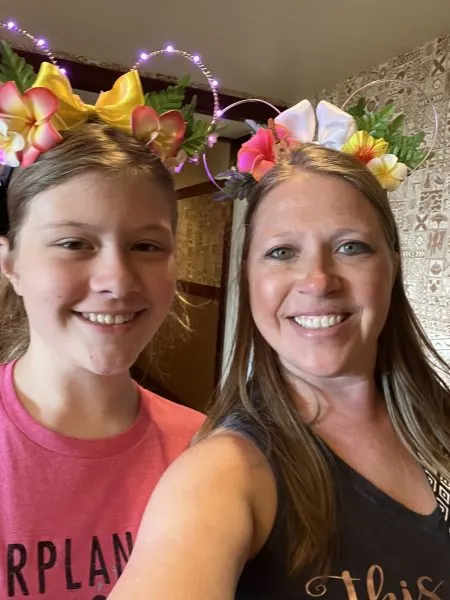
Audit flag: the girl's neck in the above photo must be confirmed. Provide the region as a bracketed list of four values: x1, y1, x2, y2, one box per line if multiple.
[14, 348, 139, 439]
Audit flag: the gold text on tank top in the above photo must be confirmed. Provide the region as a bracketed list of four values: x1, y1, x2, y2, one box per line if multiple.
[305, 565, 444, 599]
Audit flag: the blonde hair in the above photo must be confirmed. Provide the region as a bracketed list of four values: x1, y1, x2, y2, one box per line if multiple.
[200, 144, 450, 574]
[0, 121, 177, 363]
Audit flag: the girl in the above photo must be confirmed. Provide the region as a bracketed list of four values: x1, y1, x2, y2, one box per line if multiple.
[0, 42, 207, 599]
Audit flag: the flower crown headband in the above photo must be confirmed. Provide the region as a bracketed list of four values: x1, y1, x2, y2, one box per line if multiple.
[205, 81, 437, 200]
[0, 19, 220, 174]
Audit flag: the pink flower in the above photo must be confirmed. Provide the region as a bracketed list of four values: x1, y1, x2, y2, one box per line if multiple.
[237, 124, 296, 181]
[237, 128, 274, 181]
[0, 81, 62, 167]
[131, 106, 186, 161]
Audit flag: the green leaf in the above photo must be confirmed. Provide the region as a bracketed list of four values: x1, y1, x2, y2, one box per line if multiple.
[347, 97, 366, 118]
[0, 40, 36, 92]
[410, 131, 425, 145]
[181, 118, 211, 156]
[385, 130, 428, 168]
[177, 74, 191, 88]
[388, 114, 405, 135]
[377, 102, 395, 120]
[144, 75, 191, 115]
[390, 142, 400, 156]
[181, 95, 197, 135]
[406, 150, 426, 169]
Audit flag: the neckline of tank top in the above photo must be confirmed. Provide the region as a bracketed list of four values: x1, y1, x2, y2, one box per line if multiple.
[326, 446, 444, 531]
[217, 413, 445, 532]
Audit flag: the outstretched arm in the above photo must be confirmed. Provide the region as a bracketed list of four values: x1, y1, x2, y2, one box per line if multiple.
[109, 432, 276, 600]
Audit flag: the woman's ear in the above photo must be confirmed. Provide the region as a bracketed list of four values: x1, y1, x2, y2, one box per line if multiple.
[0, 237, 22, 296]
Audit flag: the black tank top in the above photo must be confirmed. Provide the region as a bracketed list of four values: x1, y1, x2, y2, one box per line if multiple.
[228, 420, 450, 600]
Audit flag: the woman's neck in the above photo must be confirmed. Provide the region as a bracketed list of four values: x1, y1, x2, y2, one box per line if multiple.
[289, 373, 382, 425]
[13, 347, 139, 439]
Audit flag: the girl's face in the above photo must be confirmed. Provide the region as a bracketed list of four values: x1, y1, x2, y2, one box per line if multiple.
[0, 171, 176, 376]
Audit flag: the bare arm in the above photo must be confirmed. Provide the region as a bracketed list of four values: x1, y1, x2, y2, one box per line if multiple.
[109, 432, 276, 600]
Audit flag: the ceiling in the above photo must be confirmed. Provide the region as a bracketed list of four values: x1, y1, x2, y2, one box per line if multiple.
[5, 0, 450, 106]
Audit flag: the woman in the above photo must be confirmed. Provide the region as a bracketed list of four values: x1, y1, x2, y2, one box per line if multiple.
[0, 46, 207, 595]
[109, 142, 450, 599]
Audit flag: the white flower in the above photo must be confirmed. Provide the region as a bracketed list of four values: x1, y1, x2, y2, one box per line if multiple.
[0, 119, 25, 167]
[367, 154, 408, 191]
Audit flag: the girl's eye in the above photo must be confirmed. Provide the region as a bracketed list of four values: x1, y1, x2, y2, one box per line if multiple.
[337, 241, 372, 256]
[133, 242, 163, 253]
[266, 246, 296, 260]
[57, 239, 91, 251]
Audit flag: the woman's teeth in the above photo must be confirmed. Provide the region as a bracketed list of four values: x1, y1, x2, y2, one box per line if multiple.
[293, 314, 346, 330]
[81, 312, 137, 325]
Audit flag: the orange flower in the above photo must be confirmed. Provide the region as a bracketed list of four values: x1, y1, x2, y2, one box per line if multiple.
[341, 131, 389, 164]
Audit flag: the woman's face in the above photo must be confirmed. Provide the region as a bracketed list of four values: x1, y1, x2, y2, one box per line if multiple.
[0, 171, 176, 376]
[247, 172, 397, 384]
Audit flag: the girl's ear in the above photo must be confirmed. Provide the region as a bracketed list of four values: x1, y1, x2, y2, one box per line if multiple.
[0, 237, 22, 296]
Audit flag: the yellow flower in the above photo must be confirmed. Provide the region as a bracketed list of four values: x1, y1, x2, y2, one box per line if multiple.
[341, 131, 389, 164]
[367, 154, 408, 191]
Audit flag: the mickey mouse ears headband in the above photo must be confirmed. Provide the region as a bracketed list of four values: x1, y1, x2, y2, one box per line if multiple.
[205, 78, 438, 200]
[0, 18, 221, 172]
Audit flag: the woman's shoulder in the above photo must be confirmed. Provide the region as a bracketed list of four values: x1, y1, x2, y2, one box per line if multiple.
[149, 427, 278, 556]
[199, 428, 271, 471]
[160, 426, 276, 504]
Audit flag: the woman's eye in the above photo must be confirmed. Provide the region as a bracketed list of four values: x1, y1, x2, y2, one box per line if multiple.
[337, 241, 372, 256]
[266, 247, 296, 260]
[133, 242, 163, 253]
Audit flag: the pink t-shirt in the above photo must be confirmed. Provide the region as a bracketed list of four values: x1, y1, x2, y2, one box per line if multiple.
[0, 361, 205, 599]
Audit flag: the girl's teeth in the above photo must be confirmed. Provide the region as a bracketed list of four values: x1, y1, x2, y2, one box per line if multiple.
[293, 314, 345, 330]
[81, 312, 136, 325]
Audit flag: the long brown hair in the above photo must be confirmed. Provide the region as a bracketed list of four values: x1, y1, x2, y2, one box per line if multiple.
[0, 121, 177, 363]
[200, 143, 450, 573]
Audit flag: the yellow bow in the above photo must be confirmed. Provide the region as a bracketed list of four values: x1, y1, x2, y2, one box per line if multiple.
[33, 62, 145, 134]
